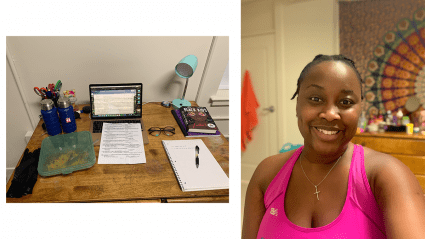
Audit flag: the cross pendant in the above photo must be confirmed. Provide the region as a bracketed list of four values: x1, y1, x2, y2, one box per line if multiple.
[314, 185, 320, 200]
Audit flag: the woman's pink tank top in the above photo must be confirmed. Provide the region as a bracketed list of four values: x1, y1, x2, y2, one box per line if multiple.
[257, 144, 386, 238]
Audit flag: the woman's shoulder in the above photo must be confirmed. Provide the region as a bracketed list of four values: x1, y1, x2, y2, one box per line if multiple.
[363, 146, 393, 179]
[362, 146, 412, 194]
[362, 146, 394, 168]
[251, 149, 298, 194]
[361, 146, 425, 237]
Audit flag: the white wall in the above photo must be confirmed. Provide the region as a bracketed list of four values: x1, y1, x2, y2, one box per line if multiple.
[242, 0, 339, 145]
[6, 58, 34, 182]
[279, 0, 339, 145]
[195, 36, 230, 138]
[218, 63, 229, 90]
[6, 36, 229, 182]
[7, 36, 229, 128]
[241, 0, 339, 225]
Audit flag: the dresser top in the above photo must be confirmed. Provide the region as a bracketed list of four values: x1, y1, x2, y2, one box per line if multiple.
[355, 131, 425, 140]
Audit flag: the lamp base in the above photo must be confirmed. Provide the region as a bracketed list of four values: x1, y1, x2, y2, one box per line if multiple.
[172, 99, 191, 109]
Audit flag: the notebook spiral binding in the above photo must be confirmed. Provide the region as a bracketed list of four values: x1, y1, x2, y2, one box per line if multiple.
[162, 142, 184, 190]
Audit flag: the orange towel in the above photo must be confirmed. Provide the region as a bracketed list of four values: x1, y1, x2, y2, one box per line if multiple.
[241, 70, 259, 151]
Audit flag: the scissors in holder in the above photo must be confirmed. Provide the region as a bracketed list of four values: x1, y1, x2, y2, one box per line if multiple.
[34, 87, 47, 98]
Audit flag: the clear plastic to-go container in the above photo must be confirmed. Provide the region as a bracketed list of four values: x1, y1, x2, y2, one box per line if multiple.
[37, 131, 96, 177]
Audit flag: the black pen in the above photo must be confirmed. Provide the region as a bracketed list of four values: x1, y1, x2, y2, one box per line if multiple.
[195, 145, 199, 168]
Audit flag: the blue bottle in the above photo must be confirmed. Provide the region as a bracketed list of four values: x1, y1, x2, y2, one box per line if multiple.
[57, 97, 77, 133]
[41, 99, 62, 136]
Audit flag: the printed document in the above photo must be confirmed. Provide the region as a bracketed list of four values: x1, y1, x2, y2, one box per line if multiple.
[98, 123, 146, 164]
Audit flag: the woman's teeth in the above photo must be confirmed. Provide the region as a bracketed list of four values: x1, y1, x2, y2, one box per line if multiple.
[315, 127, 339, 135]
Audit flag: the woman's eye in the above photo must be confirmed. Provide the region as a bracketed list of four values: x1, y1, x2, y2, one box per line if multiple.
[309, 97, 322, 102]
[341, 99, 354, 106]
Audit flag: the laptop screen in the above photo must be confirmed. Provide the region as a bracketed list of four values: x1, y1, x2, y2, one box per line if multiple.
[89, 83, 143, 119]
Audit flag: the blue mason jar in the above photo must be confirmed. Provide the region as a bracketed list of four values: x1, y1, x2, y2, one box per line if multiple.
[57, 97, 77, 133]
[40, 99, 62, 136]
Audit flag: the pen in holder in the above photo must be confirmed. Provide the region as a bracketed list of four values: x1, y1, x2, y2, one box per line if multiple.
[51, 93, 60, 108]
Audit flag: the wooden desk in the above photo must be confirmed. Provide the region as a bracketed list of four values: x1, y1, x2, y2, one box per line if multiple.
[351, 131, 425, 194]
[6, 102, 229, 203]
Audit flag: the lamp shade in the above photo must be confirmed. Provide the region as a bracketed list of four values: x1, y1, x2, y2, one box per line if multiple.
[172, 55, 198, 109]
[175, 55, 198, 78]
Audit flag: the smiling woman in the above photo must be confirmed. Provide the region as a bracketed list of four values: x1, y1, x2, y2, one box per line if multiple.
[242, 54, 425, 239]
[295, 56, 362, 157]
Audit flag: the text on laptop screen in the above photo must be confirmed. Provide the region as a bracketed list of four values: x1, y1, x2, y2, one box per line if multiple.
[90, 84, 142, 118]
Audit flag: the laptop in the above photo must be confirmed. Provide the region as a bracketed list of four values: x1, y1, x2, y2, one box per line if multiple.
[89, 83, 149, 146]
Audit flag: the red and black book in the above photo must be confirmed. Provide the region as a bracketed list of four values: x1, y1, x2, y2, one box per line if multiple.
[171, 109, 221, 137]
[180, 106, 218, 134]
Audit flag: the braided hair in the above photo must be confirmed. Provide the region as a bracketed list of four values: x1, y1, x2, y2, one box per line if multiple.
[290, 54, 364, 100]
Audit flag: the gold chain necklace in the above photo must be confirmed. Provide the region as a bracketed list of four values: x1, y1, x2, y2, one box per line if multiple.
[300, 154, 343, 200]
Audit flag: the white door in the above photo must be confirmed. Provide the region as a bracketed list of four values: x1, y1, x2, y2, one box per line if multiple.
[241, 33, 279, 218]
[240, 0, 339, 226]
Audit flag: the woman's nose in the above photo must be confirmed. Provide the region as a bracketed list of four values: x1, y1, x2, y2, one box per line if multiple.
[319, 104, 341, 121]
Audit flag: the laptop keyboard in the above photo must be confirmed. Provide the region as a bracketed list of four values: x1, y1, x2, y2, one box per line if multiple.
[92, 120, 142, 133]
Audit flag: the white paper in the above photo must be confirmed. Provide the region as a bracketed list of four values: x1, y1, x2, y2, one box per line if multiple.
[162, 139, 229, 191]
[98, 123, 146, 164]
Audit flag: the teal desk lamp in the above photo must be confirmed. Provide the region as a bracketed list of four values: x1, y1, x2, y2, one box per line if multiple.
[172, 55, 198, 109]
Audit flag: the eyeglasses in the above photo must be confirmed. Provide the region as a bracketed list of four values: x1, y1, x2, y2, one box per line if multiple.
[148, 126, 175, 136]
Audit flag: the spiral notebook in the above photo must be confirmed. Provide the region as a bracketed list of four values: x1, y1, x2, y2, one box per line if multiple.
[162, 139, 229, 192]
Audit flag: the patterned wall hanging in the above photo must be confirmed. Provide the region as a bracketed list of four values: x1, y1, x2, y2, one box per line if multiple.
[365, 8, 425, 116]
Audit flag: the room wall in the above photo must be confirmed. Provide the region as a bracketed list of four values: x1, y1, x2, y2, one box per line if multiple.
[195, 37, 230, 138]
[242, 0, 338, 150]
[280, 0, 339, 146]
[6, 36, 229, 182]
[241, 0, 339, 225]
[6, 58, 34, 182]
